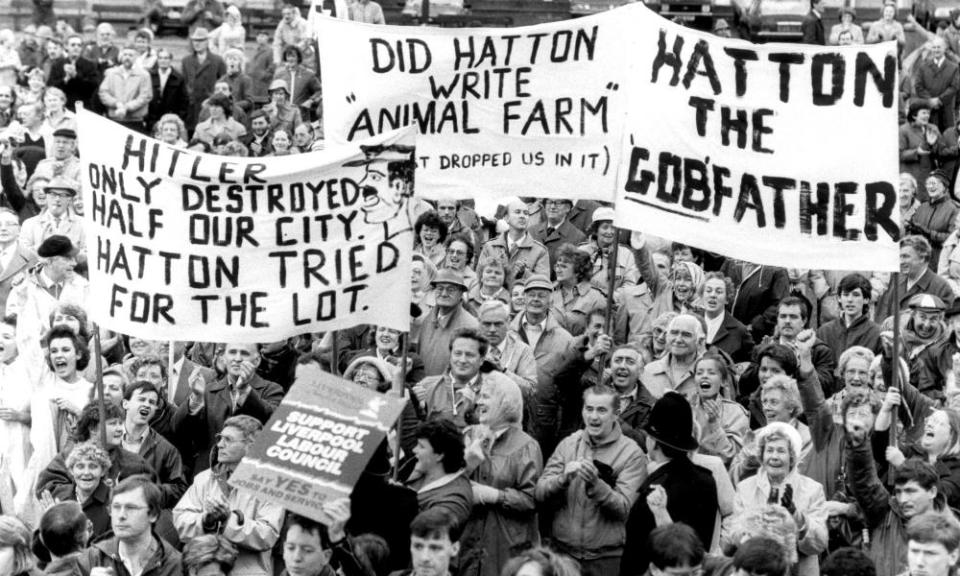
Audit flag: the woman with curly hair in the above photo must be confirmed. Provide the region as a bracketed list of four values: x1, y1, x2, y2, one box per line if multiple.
[182, 534, 239, 576]
[551, 243, 605, 336]
[53, 441, 112, 539]
[154, 113, 189, 148]
[415, 210, 449, 267]
[500, 546, 580, 576]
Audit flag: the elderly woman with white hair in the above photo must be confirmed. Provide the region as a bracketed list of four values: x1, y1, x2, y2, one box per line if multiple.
[825, 346, 877, 423]
[459, 376, 542, 576]
[724, 422, 828, 576]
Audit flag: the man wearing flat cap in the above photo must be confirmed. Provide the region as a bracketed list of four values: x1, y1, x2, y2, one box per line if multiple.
[5, 235, 88, 337]
[620, 392, 718, 576]
[32, 128, 81, 184]
[20, 177, 85, 260]
[415, 269, 479, 377]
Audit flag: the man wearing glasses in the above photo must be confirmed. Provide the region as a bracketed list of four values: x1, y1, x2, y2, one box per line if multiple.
[174, 415, 284, 575]
[80, 475, 183, 576]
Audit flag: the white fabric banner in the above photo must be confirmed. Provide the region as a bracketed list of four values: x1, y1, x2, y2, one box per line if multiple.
[316, 6, 646, 201]
[613, 18, 901, 271]
[77, 110, 416, 341]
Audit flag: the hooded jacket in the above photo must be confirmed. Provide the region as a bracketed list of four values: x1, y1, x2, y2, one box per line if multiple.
[534, 424, 647, 561]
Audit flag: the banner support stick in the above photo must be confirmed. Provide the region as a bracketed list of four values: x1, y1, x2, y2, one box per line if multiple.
[393, 333, 410, 481]
[92, 323, 107, 448]
[600, 229, 620, 371]
[888, 272, 901, 479]
[330, 330, 339, 376]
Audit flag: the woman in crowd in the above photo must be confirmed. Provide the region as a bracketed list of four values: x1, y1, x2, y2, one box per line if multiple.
[725, 422, 828, 576]
[901, 173, 922, 224]
[906, 169, 960, 267]
[182, 534, 239, 576]
[0, 515, 37, 576]
[829, 7, 864, 44]
[442, 233, 477, 289]
[551, 243, 605, 337]
[885, 406, 960, 509]
[867, 2, 906, 46]
[344, 354, 420, 457]
[411, 253, 437, 312]
[193, 94, 246, 146]
[17, 103, 45, 150]
[414, 210, 448, 267]
[692, 353, 750, 466]
[702, 272, 754, 363]
[500, 547, 581, 576]
[49, 441, 112, 540]
[270, 128, 293, 156]
[466, 258, 511, 312]
[0, 85, 17, 129]
[900, 101, 940, 199]
[17, 68, 45, 108]
[154, 113, 189, 148]
[460, 377, 542, 576]
[209, 5, 245, 54]
[132, 28, 157, 71]
[579, 206, 638, 292]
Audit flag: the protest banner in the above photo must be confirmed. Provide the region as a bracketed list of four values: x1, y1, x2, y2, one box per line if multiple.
[76, 110, 417, 341]
[316, 6, 644, 201]
[229, 372, 406, 522]
[613, 17, 901, 271]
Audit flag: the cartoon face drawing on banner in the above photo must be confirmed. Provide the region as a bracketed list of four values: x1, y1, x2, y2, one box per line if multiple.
[345, 143, 416, 230]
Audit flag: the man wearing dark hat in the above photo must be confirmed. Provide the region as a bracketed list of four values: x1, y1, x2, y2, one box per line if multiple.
[535, 384, 647, 576]
[33, 127, 80, 183]
[619, 392, 718, 576]
[906, 170, 960, 268]
[19, 177, 85, 258]
[5, 234, 87, 324]
[876, 236, 956, 322]
[272, 44, 321, 114]
[416, 269, 479, 376]
[181, 27, 226, 131]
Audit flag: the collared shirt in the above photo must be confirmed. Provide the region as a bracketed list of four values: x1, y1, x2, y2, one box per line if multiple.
[158, 67, 171, 94]
[20, 209, 86, 254]
[122, 425, 148, 454]
[521, 315, 545, 349]
[705, 312, 723, 343]
[119, 535, 158, 576]
[507, 232, 528, 255]
[169, 356, 185, 405]
[0, 242, 16, 272]
[619, 385, 638, 414]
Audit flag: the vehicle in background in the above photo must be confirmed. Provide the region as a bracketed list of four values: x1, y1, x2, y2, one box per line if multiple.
[739, 0, 932, 42]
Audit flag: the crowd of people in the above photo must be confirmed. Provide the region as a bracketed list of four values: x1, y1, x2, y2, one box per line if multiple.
[0, 1, 959, 576]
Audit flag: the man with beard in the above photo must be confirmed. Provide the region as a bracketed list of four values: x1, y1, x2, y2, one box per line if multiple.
[48, 34, 99, 111]
[98, 45, 152, 133]
[171, 342, 283, 476]
[243, 109, 274, 157]
[173, 415, 284, 575]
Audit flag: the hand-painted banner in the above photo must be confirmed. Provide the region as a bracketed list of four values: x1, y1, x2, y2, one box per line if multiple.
[316, 6, 645, 201]
[229, 372, 406, 522]
[77, 110, 416, 341]
[613, 17, 901, 271]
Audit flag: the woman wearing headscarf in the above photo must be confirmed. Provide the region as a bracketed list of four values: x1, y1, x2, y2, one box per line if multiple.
[723, 422, 828, 576]
[551, 243, 605, 337]
[459, 377, 542, 576]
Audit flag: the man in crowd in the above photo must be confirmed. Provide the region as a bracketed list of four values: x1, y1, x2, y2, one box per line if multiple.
[801, 0, 826, 44]
[174, 415, 284, 575]
[903, 512, 960, 576]
[19, 177, 84, 256]
[535, 384, 647, 576]
[32, 128, 81, 182]
[148, 48, 188, 129]
[608, 344, 656, 439]
[479, 199, 550, 283]
[817, 272, 882, 355]
[48, 33, 98, 111]
[171, 342, 283, 475]
[915, 37, 960, 133]
[642, 313, 704, 399]
[532, 198, 586, 271]
[477, 298, 538, 392]
[98, 44, 152, 133]
[181, 27, 226, 131]
[417, 269, 479, 376]
[38, 501, 89, 575]
[877, 235, 956, 321]
[272, 45, 321, 115]
[273, 4, 311, 66]
[766, 296, 837, 395]
[5, 235, 86, 326]
[436, 199, 482, 254]
[79, 476, 183, 574]
[243, 109, 274, 156]
[82, 22, 118, 74]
